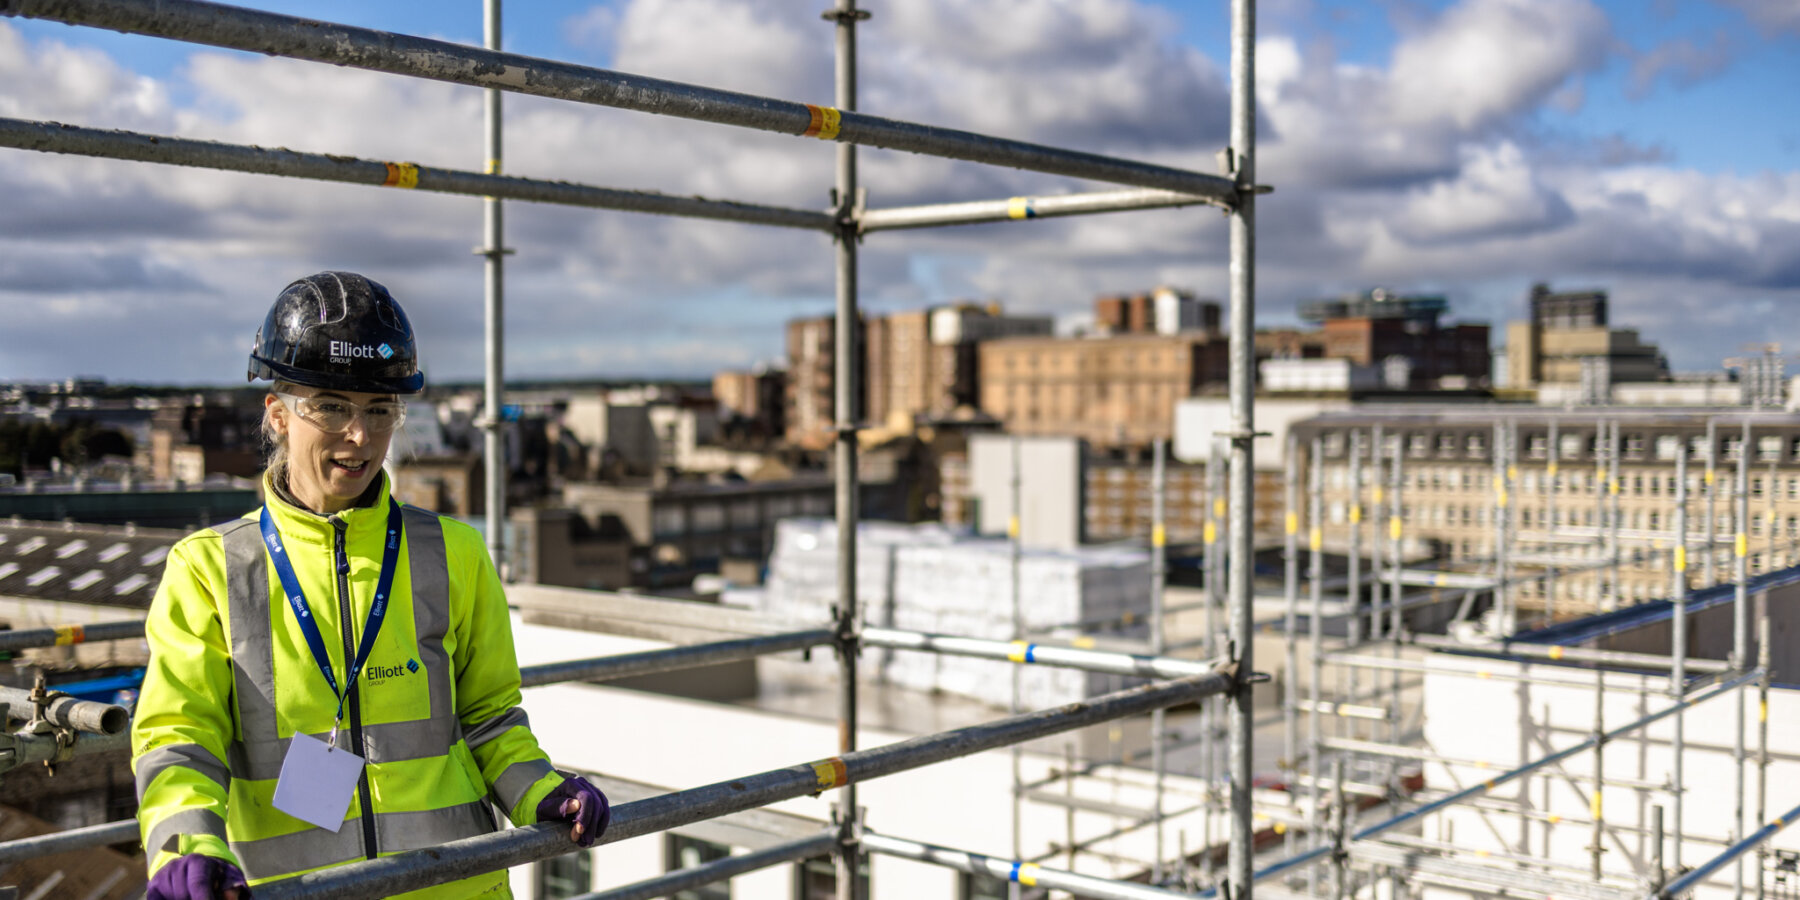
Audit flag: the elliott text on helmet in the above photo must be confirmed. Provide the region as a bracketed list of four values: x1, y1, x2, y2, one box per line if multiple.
[329, 340, 386, 362]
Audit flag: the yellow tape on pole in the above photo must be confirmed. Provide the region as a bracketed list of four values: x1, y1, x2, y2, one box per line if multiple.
[52, 624, 84, 646]
[1007, 641, 1030, 663]
[1008, 516, 1020, 540]
[1006, 197, 1036, 220]
[1389, 517, 1402, 541]
[1349, 505, 1362, 524]
[1153, 524, 1167, 548]
[1310, 527, 1323, 552]
[1548, 646, 1565, 660]
[381, 162, 420, 189]
[1675, 545, 1687, 572]
[1204, 521, 1217, 545]
[1285, 513, 1299, 536]
[801, 104, 842, 140]
[1738, 533, 1749, 557]
[1591, 789, 1603, 821]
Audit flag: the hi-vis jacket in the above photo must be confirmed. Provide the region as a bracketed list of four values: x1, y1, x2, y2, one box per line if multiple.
[132, 474, 564, 898]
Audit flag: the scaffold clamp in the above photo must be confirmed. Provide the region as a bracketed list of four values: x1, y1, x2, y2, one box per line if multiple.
[821, 8, 873, 23]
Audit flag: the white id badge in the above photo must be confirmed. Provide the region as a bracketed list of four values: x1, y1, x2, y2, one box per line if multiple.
[272, 731, 366, 831]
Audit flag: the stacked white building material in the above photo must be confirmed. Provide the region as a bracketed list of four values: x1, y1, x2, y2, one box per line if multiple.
[733, 518, 1153, 709]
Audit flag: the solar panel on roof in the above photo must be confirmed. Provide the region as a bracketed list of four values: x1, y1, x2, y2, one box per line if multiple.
[114, 573, 150, 595]
[17, 536, 46, 554]
[140, 546, 171, 566]
[97, 542, 129, 563]
[0, 562, 17, 581]
[68, 570, 104, 591]
[26, 566, 62, 587]
[56, 539, 89, 559]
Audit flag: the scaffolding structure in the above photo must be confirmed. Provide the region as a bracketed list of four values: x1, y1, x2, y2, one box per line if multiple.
[3, 3, 1799, 900]
[0, 0, 1261, 898]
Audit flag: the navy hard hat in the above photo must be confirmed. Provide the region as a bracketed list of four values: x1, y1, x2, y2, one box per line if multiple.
[247, 272, 425, 395]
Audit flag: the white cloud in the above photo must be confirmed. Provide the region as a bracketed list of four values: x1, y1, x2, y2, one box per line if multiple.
[0, 0, 1795, 383]
[1394, 142, 1573, 244]
[1721, 0, 1800, 36]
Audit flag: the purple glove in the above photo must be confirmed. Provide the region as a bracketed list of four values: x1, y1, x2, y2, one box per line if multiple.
[536, 774, 609, 848]
[147, 854, 250, 900]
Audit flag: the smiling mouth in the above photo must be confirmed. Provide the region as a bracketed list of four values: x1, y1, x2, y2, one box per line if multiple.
[331, 460, 369, 473]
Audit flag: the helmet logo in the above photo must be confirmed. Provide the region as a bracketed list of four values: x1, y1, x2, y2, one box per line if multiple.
[329, 340, 392, 363]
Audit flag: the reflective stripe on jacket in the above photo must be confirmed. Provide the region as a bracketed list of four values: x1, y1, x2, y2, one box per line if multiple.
[132, 473, 562, 897]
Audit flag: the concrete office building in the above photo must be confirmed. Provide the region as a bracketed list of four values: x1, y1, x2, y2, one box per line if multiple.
[1506, 283, 1669, 391]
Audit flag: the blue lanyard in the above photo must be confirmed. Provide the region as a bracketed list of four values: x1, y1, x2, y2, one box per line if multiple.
[259, 499, 404, 734]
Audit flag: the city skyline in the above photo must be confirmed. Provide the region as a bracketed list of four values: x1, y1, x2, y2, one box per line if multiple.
[1, 0, 1796, 386]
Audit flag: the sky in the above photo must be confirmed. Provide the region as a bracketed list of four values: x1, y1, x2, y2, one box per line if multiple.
[1, 0, 1797, 386]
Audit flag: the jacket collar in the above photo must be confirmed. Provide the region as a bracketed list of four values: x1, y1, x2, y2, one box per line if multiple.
[261, 469, 393, 545]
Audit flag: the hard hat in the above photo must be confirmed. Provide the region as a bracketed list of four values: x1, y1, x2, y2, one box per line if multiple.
[247, 272, 425, 395]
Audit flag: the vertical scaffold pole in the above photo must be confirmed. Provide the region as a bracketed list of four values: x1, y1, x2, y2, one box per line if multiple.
[1608, 420, 1622, 612]
[1386, 431, 1404, 785]
[1153, 437, 1170, 882]
[1707, 419, 1719, 585]
[1546, 420, 1560, 622]
[1370, 424, 1385, 644]
[1307, 436, 1325, 898]
[1347, 431, 1364, 679]
[1756, 611, 1771, 900]
[1731, 419, 1752, 900]
[1009, 435, 1023, 900]
[1592, 425, 1607, 614]
[1591, 649, 1605, 881]
[479, 0, 510, 568]
[1282, 434, 1299, 862]
[1674, 445, 1689, 603]
[1226, 0, 1257, 895]
[829, 2, 867, 896]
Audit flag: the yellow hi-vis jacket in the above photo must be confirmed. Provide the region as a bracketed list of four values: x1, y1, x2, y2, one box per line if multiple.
[132, 473, 564, 897]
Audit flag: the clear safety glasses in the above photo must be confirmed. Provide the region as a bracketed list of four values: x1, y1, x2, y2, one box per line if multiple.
[277, 392, 407, 435]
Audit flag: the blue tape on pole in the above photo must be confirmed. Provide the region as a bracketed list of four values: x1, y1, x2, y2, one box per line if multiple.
[1009, 862, 1021, 882]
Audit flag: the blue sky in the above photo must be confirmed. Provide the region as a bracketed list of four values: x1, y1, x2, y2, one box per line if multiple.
[2, 0, 1797, 385]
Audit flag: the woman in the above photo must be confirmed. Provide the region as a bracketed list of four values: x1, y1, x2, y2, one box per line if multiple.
[132, 272, 605, 899]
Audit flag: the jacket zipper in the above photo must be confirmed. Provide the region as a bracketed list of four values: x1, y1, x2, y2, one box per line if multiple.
[332, 516, 379, 860]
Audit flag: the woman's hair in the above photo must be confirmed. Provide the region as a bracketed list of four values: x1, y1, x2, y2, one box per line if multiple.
[260, 380, 295, 487]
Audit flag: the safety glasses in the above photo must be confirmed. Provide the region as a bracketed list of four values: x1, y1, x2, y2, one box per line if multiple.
[277, 392, 407, 435]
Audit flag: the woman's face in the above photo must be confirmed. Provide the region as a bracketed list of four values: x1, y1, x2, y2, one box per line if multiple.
[265, 388, 398, 515]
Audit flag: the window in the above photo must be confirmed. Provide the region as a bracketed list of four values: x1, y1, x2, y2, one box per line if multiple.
[1562, 434, 1586, 460]
[960, 871, 1012, 900]
[1656, 435, 1682, 461]
[794, 856, 869, 900]
[536, 850, 592, 899]
[1761, 435, 1784, 462]
[665, 835, 732, 900]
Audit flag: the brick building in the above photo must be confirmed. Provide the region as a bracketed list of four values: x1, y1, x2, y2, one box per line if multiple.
[978, 333, 1229, 450]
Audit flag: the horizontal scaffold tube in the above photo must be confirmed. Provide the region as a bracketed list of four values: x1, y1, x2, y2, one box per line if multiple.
[1, 728, 129, 773]
[0, 117, 836, 232]
[0, 686, 129, 735]
[858, 187, 1216, 232]
[0, 0, 1242, 204]
[518, 629, 836, 688]
[1404, 633, 1735, 674]
[1201, 670, 1762, 896]
[576, 831, 837, 900]
[0, 619, 144, 652]
[253, 669, 1236, 899]
[0, 819, 139, 864]
[861, 628, 1221, 680]
[1658, 797, 1800, 899]
[862, 831, 1198, 900]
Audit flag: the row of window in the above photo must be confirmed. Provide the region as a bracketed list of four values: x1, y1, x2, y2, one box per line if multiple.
[1317, 430, 1800, 464]
[1328, 466, 1800, 500]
